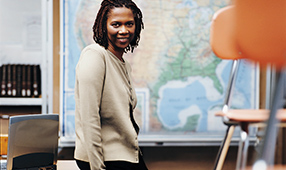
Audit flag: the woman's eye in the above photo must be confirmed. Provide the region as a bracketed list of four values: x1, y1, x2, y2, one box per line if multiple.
[126, 22, 134, 27]
[112, 23, 120, 27]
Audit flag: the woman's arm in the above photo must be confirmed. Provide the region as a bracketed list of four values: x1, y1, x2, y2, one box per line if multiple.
[76, 48, 106, 170]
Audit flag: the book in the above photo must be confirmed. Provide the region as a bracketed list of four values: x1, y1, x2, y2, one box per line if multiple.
[32, 65, 41, 97]
[0, 64, 41, 98]
[21, 65, 27, 97]
[16, 65, 22, 97]
[0, 65, 5, 97]
[0, 66, 1, 95]
[6, 64, 12, 96]
[11, 64, 17, 97]
[26, 65, 32, 97]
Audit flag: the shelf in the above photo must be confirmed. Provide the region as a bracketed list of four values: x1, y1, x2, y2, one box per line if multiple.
[0, 0, 53, 113]
[0, 98, 43, 106]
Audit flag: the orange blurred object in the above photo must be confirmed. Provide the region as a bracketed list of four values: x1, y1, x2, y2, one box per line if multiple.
[210, 2, 286, 169]
[0, 134, 8, 155]
[235, 0, 286, 69]
[210, 6, 243, 60]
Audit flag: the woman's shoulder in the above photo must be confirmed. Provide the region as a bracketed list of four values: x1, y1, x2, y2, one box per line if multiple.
[79, 43, 109, 63]
[82, 43, 107, 54]
[77, 43, 107, 68]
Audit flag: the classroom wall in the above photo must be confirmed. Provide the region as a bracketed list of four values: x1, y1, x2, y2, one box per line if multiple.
[52, 1, 286, 169]
[52, 1, 239, 169]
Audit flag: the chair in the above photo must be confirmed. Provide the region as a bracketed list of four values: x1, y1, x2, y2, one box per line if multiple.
[6, 114, 59, 170]
[210, 6, 266, 170]
[235, 0, 286, 169]
[210, 0, 286, 169]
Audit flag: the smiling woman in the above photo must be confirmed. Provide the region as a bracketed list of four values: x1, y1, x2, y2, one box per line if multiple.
[92, 0, 144, 53]
[73, 0, 146, 170]
[106, 7, 136, 61]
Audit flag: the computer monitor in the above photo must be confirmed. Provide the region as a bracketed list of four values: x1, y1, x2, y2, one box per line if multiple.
[6, 114, 59, 170]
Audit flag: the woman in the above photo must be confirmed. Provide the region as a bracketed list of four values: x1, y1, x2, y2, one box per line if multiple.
[74, 0, 147, 170]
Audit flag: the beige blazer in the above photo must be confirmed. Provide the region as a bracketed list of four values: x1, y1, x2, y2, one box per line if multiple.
[74, 43, 139, 170]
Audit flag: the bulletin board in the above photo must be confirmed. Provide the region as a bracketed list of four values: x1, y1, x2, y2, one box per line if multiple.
[59, 0, 259, 146]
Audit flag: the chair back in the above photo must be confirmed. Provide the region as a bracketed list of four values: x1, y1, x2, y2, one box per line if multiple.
[210, 5, 243, 121]
[235, 0, 286, 68]
[210, 6, 242, 60]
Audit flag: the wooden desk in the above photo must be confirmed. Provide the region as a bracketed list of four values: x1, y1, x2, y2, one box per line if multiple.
[57, 160, 80, 170]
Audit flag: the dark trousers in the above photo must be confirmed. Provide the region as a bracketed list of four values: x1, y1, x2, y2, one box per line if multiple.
[76, 154, 148, 170]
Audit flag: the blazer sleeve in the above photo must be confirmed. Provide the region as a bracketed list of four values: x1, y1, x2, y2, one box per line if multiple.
[76, 48, 106, 170]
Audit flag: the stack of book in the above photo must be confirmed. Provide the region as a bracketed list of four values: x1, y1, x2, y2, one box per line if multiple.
[0, 64, 41, 98]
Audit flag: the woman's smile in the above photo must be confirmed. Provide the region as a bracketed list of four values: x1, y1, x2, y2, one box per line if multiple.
[118, 37, 130, 43]
[106, 7, 135, 58]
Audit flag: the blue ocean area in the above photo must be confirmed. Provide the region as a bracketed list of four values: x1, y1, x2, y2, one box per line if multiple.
[233, 60, 254, 109]
[159, 80, 221, 132]
[66, 94, 76, 111]
[65, 114, 75, 136]
[62, 0, 81, 136]
[67, 0, 81, 89]
[158, 60, 254, 132]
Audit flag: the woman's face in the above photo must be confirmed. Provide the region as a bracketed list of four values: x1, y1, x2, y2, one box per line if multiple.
[106, 7, 135, 55]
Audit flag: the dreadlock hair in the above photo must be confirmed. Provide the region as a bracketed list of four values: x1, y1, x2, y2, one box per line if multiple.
[92, 0, 144, 52]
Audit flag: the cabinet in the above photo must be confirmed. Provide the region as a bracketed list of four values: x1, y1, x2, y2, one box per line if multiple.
[0, 0, 53, 115]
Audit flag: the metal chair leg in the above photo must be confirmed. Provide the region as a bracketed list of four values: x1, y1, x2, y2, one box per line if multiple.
[236, 123, 249, 170]
[213, 125, 235, 170]
[213, 60, 240, 170]
[236, 130, 249, 170]
[253, 71, 286, 169]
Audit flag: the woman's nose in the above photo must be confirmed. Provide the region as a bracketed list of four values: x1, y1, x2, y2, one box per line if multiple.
[119, 26, 129, 34]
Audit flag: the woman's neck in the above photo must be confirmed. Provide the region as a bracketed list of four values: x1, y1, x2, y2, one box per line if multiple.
[108, 46, 124, 62]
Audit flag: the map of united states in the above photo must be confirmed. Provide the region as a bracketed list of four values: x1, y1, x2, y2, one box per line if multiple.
[61, 0, 258, 141]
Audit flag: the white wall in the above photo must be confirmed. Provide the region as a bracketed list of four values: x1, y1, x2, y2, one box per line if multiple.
[0, 0, 42, 64]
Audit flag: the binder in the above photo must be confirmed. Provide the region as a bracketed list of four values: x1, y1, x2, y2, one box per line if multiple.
[16, 65, 22, 97]
[32, 65, 41, 97]
[7, 64, 12, 96]
[26, 65, 32, 97]
[0, 64, 41, 98]
[12, 64, 17, 97]
[1, 65, 7, 97]
[21, 65, 27, 97]
[0, 65, 6, 97]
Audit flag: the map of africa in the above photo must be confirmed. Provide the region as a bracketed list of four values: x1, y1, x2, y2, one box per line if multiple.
[61, 0, 258, 143]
